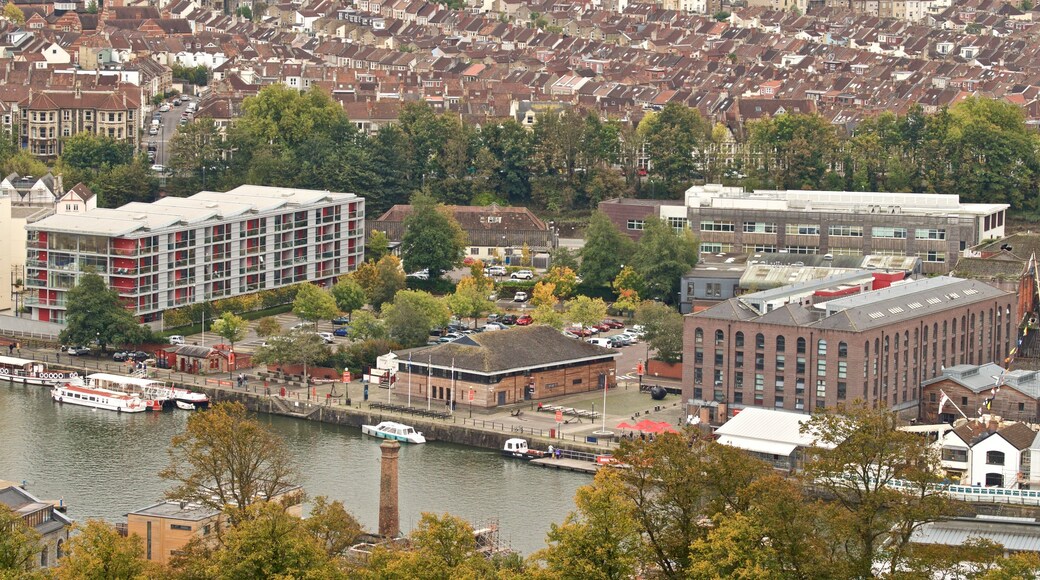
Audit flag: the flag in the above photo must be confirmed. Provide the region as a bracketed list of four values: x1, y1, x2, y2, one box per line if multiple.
[938, 391, 951, 414]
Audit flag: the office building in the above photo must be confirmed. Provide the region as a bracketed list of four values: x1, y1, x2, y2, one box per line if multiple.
[601, 184, 1009, 274]
[685, 276, 1017, 416]
[25, 185, 364, 322]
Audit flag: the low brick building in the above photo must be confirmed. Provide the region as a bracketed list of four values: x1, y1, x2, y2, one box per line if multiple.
[685, 276, 1017, 418]
[922, 363, 1040, 424]
[392, 325, 618, 410]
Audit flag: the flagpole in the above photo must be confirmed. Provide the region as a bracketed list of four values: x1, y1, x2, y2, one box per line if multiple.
[450, 357, 456, 415]
[407, 353, 412, 408]
[427, 355, 432, 412]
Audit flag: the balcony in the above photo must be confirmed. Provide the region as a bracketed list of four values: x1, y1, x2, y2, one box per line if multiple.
[28, 239, 47, 249]
[173, 259, 195, 268]
[243, 264, 262, 273]
[320, 250, 336, 259]
[318, 215, 338, 224]
[136, 283, 157, 294]
[110, 247, 138, 257]
[27, 259, 46, 268]
[204, 235, 231, 245]
[24, 295, 66, 307]
[242, 245, 264, 255]
[207, 270, 230, 281]
[169, 277, 196, 288]
[111, 267, 137, 276]
[26, 278, 47, 288]
[168, 242, 193, 252]
[242, 228, 266, 238]
[318, 233, 337, 242]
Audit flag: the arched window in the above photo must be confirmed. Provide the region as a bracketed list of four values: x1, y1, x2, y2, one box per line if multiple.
[838, 342, 847, 358]
[986, 473, 1004, 487]
[735, 332, 744, 348]
[56, 539, 64, 560]
[776, 336, 786, 352]
[987, 451, 1006, 466]
[797, 337, 806, 354]
[695, 328, 703, 345]
[817, 340, 827, 356]
[755, 333, 765, 350]
[715, 330, 724, 345]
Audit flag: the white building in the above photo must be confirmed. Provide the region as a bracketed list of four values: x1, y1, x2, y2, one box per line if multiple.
[939, 418, 1038, 487]
[713, 407, 832, 471]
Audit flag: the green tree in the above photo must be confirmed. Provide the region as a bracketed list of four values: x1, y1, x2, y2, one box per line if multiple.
[54, 520, 152, 580]
[801, 404, 958, 578]
[351, 255, 406, 309]
[400, 192, 467, 279]
[550, 247, 579, 271]
[631, 217, 698, 303]
[446, 276, 494, 328]
[367, 125, 416, 213]
[566, 296, 608, 332]
[59, 272, 145, 351]
[160, 402, 300, 521]
[347, 310, 387, 341]
[579, 212, 634, 287]
[478, 120, 534, 204]
[635, 301, 684, 364]
[362, 513, 499, 578]
[91, 159, 159, 208]
[210, 311, 247, 365]
[255, 317, 281, 338]
[331, 277, 367, 321]
[292, 283, 339, 325]
[167, 117, 226, 194]
[60, 133, 134, 176]
[748, 113, 840, 189]
[0, 505, 41, 573]
[305, 496, 363, 558]
[640, 103, 711, 193]
[4, 151, 49, 180]
[381, 290, 450, 348]
[235, 5, 251, 18]
[535, 470, 641, 580]
[366, 230, 391, 263]
[611, 265, 646, 299]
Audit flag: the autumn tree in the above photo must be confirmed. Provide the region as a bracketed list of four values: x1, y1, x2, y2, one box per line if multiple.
[3, 4, 25, 25]
[566, 296, 608, 332]
[543, 266, 579, 299]
[255, 317, 282, 338]
[161, 402, 300, 521]
[360, 513, 512, 578]
[305, 496, 363, 559]
[54, 520, 153, 580]
[351, 255, 406, 309]
[446, 276, 494, 328]
[0, 505, 41, 573]
[292, 283, 339, 325]
[367, 230, 391, 263]
[381, 290, 450, 348]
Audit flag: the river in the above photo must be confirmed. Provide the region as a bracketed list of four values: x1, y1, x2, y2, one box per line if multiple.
[0, 382, 587, 555]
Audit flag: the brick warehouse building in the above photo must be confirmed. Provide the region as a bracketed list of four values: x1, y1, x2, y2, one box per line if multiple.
[684, 276, 1017, 417]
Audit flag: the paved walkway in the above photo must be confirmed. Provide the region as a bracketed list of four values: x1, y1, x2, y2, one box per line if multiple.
[16, 343, 688, 450]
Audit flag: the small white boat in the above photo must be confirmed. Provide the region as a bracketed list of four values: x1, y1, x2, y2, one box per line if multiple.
[175, 401, 196, 411]
[172, 387, 209, 406]
[502, 438, 547, 460]
[361, 421, 426, 444]
[51, 383, 147, 413]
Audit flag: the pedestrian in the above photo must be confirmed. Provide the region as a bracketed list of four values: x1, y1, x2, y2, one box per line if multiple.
[7, 344, 13, 355]
[55, 352, 60, 364]
[548, 444, 554, 458]
[555, 448, 562, 460]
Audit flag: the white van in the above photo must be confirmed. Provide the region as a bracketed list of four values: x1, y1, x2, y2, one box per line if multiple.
[587, 338, 612, 348]
[168, 335, 185, 345]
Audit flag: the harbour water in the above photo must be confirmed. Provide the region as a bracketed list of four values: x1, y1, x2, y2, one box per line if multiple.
[0, 383, 587, 554]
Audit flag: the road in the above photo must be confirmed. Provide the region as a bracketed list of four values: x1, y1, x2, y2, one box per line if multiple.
[143, 98, 193, 169]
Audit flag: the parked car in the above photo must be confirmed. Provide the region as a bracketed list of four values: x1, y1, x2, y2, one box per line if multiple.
[567, 326, 592, 337]
[513, 292, 528, 302]
[112, 351, 130, 361]
[587, 338, 613, 348]
[613, 333, 636, 346]
[290, 322, 314, 331]
[593, 322, 612, 332]
[630, 325, 647, 338]
[561, 331, 581, 339]
[316, 332, 334, 344]
[603, 319, 625, 329]
[463, 257, 476, 265]
[159, 103, 170, 112]
[482, 323, 506, 332]
[510, 269, 534, 280]
[168, 335, 185, 345]
[331, 316, 350, 325]
[407, 269, 429, 280]
[487, 313, 502, 322]
[173, 98, 182, 106]
[485, 266, 507, 276]
[608, 336, 628, 348]
[333, 327, 350, 337]
[67, 346, 91, 356]
[516, 314, 533, 326]
[148, 125, 159, 135]
[500, 314, 518, 325]
[150, 164, 166, 174]
[131, 351, 151, 362]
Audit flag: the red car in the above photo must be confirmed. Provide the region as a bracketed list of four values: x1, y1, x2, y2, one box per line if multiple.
[516, 314, 533, 326]
[593, 322, 612, 332]
[603, 319, 625, 329]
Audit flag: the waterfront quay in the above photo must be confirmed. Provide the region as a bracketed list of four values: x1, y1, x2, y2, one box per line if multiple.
[10, 342, 686, 457]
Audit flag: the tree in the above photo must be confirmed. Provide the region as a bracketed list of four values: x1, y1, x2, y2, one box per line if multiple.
[167, 118, 227, 194]
[400, 192, 467, 279]
[60, 272, 145, 351]
[255, 317, 281, 338]
[362, 513, 498, 578]
[446, 276, 494, 328]
[543, 266, 579, 299]
[566, 296, 608, 332]
[531, 282, 565, 329]
[211, 312, 248, 375]
[54, 520, 152, 580]
[347, 310, 387, 341]
[3, 3, 25, 24]
[0, 505, 41, 573]
[91, 159, 159, 208]
[635, 301, 684, 363]
[640, 103, 711, 193]
[530, 281, 558, 308]
[367, 230, 391, 263]
[801, 404, 959, 578]
[330, 277, 366, 321]
[351, 255, 406, 309]
[292, 283, 339, 324]
[579, 212, 633, 287]
[235, 5, 252, 18]
[550, 247, 579, 271]
[381, 290, 450, 347]
[160, 402, 300, 521]
[535, 470, 641, 580]
[60, 133, 134, 176]
[612, 265, 646, 299]
[631, 217, 698, 303]
[305, 496, 363, 558]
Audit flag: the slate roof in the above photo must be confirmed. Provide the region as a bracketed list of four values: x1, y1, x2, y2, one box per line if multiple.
[375, 204, 548, 231]
[401, 325, 617, 374]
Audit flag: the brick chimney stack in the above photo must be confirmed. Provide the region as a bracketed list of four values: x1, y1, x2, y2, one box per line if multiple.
[378, 440, 401, 538]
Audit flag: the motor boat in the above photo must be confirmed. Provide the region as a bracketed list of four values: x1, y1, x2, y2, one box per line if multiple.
[52, 383, 147, 413]
[361, 421, 426, 444]
[175, 400, 196, 411]
[502, 438, 546, 460]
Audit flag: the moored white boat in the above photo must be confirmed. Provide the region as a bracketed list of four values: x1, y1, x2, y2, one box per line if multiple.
[502, 438, 546, 460]
[361, 421, 426, 444]
[73, 373, 175, 409]
[175, 400, 196, 411]
[0, 356, 79, 387]
[171, 387, 209, 406]
[51, 383, 147, 413]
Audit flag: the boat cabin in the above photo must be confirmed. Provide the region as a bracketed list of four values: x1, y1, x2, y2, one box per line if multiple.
[504, 438, 530, 454]
[0, 355, 44, 377]
[85, 373, 172, 401]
